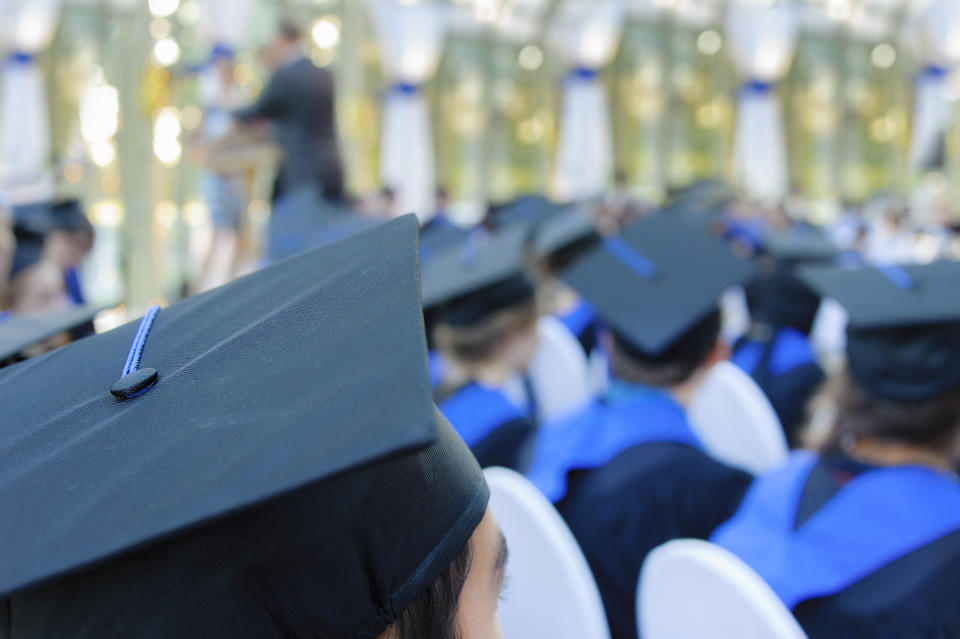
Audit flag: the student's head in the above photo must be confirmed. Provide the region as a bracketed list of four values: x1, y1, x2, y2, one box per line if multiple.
[433, 293, 539, 373]
[824, 367, 960, 460]
[383, 507, 507, 639]
[2, 258, 68, 314]
[45, 200, 94, 270]
[605, 307, 727, 389]
[276, 19, 302, 47]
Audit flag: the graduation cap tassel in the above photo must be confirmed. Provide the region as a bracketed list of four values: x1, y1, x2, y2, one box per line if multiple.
[110, 305, 161, 400]
[875, 265, 915, 291]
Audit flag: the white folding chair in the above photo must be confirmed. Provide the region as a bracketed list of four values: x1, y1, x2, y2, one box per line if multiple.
[688, 361, 788, 475]
[720, 286, 751, 343]
[484, 467, 611, 639]
[810, 297, 848, 372]
[638, 539, 808, 639]
[528, 316, 592, 423]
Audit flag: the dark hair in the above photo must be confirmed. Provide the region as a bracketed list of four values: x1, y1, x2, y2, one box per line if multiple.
[386, 540, 472, 639]
[433, 300, 538, 364]
[822, 370, 960, 453]
[277, 19, 301, 42]
[610, 307, 722, 387]
[543, 232, 601, 276]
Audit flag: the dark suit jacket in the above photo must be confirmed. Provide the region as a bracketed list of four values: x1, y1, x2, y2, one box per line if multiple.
[235, 57, 343, 200]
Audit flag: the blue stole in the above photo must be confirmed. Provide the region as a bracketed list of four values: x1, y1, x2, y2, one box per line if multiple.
[64, 267, 86, 306]
[732, 328, 817, 379]
[439, 382, 527, 450]
[712, 452, 960, 609]
[526, 382, 703, 503]
[557, 299, 596, 340]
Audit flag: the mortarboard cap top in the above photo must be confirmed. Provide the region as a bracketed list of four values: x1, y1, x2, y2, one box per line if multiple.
[799, 260, 960, 402]
[561, 215, 755, 356]
[0, 215, 489, 638]
[421, 226, 536, 327]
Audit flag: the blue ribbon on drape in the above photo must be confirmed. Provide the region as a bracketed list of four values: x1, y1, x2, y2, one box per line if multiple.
[388, 82, 420, 97]
[566, 66, 598, 83]
[7, 51, 34, 66]
[210, 43, 235, 63]
[919, 64, 949, 83]
[741, 79, 774, 96]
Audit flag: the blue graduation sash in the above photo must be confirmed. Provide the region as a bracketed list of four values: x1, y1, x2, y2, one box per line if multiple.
[732, 328, 817, 379]
[712, 452, 960, 609]
[526, 384, 703, 503]
[557, 299, 596, 340]
[439, 382, 527, 450]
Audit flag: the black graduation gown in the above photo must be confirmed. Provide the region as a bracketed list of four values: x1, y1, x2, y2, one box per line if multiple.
[558, 442, 752, 639]
[436, 380, 536, 472]
[732, 328, 825, 446]
[793, 456, 960, 638]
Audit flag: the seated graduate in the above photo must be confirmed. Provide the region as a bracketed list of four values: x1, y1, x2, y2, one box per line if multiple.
[44, 199, 95, 306]
[2, 226, 69, 314]
[527, 207, 602, 357]
[712, 260, 960, 639]
[525, 215, 756, 639]
[733, 229, 836, 446]
[421, 226, 540, 471]
[0, 216, 508, 639]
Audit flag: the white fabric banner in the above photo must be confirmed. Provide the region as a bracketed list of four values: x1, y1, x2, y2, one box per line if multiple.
[551, 0, 625, 202]
[909, 0, 960, 170]
[198, 0, 256, 51]
[726, 1, 798, 202]
[0, 0, 61, 196]
[370, 0, 445, 222]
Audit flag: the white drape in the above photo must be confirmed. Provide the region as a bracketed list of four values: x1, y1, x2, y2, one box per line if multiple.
[551, 0, 625, 202]
[909, 0, 960, 170]
[370, 0, 445, 221]
[725, 1, 798, 203]
[197, 0, 256, 55]
[0, 0, 61, 198]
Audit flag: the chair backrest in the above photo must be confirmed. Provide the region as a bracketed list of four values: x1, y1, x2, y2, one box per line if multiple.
[688, 361, 788, 475]
[810, 297, 848, 370]
[720, 285, 751, 343]
[638, 539, 808, 639]
[484, 467, 611, 639]
[528, 316, 592, 423]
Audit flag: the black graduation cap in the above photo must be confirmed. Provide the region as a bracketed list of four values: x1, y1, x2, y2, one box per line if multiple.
[0, 216, 489, 638]
[9, 225, 47, 279]
[11, 201, 54, 234]
[759, 225, 838, 265]
[419, 220, 469, 264]
[798, 260, 960, 402]
[561, 215, 756, 356]
[487, 194, 556, 231]
[746, 226, 839, 332]
[529, 208, 600, 260]
[421, 226, 536, 327]
[0, 305, 99, 365]
[50, 199, 93, 232]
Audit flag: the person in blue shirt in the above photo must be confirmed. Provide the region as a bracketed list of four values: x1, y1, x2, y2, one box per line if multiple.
[713, 260, 960, 638]
[526, 216, 756, 639]
[421, 227, 539, 472]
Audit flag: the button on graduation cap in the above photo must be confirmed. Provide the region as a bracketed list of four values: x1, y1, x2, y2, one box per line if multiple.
[110, 305, 161, 400]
